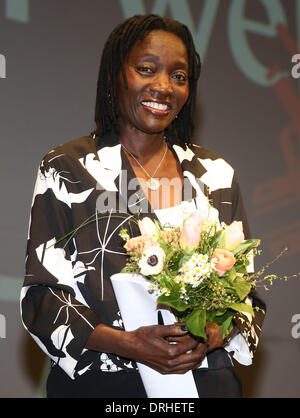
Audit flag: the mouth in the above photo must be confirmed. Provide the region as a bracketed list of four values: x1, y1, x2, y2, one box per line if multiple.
[141, 101, 171, 115]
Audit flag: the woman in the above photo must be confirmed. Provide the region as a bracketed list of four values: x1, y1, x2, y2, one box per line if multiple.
[21, 14, 265, 398]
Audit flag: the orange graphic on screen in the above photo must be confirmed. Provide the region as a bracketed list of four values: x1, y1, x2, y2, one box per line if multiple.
[253, 24, 300, 257]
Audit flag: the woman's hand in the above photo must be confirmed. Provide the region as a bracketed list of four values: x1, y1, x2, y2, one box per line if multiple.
[86, 323, 207, 374]
[126, 324, 207, 374]
[205, 322, 223, 352]
[204, 321, 240, 352]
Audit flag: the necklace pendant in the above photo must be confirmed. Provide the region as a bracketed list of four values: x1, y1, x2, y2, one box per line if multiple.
[147, 178, 160, 191]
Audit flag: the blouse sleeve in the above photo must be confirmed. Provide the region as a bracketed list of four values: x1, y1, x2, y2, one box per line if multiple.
[21, 158, 102, 379]
[224, 174, 266, 362]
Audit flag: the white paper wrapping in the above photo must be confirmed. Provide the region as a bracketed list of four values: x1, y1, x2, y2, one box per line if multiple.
[110, 273, 199, 398]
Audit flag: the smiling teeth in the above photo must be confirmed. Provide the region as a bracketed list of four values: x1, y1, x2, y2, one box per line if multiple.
[142, 102, 169, 111]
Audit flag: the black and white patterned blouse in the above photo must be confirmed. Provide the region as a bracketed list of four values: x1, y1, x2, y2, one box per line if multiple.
[21, 131, 265, 380]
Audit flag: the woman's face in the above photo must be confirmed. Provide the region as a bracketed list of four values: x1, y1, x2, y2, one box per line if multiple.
[117, 30, 189, 136]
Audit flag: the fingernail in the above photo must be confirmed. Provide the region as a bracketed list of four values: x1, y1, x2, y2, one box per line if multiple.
[180, 325, 188, 331]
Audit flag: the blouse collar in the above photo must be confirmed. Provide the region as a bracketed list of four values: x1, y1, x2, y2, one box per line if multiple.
[93, 132, 208, 218]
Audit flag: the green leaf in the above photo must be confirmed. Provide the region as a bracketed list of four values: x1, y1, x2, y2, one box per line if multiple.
[229, 302, 254, 316]
[158, 239, 169, 255]
[228, 267, 237, 282]
[216, 230, 226, 248]
[211, 309, 234, 325]
[232, 239, 260, 255]
[214, 309, 227, 317]
[235, 264, 248, 275]
[185, 309, 207, 338]
[157, 292, 190, 312]
[219, 314, 234, 339]
[153, 219, 162, 236]
[206, 310, 217, 323]
[232, 278, 251, 300]
[178, 249, 194, 268]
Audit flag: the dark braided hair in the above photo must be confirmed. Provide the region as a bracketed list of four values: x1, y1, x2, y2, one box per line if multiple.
[94, 14, 201, 146]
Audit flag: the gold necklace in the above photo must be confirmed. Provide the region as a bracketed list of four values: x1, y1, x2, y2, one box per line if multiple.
[121, 140, 168, 191]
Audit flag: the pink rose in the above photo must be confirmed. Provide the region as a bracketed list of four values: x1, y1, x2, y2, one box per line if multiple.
[212, 248, 236, 276]
[221, 221, 244, 251]
[179, 211, 203, 251]
[124, 235, 157, 254]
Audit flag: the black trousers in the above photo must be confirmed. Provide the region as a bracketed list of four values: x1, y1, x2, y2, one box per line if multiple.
[47, 349, 242, 398]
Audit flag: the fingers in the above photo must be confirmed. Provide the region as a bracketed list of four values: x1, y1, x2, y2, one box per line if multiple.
[153, 324, 207, 363]
[154, 323, 189, 338]
[133, 324, 210, 374]
[157, 343, 207, 374]
[205, 322, 223, 351]
[152, 324, 198, 353]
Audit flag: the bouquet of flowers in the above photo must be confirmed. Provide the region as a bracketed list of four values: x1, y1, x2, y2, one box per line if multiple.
[119, 211, 262, 340]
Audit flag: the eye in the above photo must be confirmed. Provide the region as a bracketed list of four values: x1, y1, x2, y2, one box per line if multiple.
[172, 72, 188, 82]
[136, 66, 154, 74]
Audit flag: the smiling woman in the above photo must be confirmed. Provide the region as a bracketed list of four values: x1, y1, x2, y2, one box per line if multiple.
[116, 29, 190, 207]
[21, 14, 265, 398]
[95, 14, 201, 145]
[117, 30, 189, 135]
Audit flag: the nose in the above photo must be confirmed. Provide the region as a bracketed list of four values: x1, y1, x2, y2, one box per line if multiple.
[150, 73, 173, 96]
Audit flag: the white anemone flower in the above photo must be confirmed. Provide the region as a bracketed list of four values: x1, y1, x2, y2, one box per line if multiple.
[139, 246, 166, 276]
